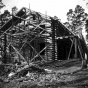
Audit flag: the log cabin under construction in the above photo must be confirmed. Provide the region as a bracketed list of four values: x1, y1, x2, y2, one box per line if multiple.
[0, 7, 88, 64]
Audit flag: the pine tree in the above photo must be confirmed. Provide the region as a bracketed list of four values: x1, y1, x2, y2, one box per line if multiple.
[66, 5, 88, 34]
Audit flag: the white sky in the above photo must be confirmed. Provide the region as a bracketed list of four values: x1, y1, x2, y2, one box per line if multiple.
[1, 0, 88, 22]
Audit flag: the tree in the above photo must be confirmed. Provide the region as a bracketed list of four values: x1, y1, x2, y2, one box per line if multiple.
[66, 5, 88, 68]
[4, 10, 10, 15]
[0, 1, 5, 9]
[0, 10, 11, 26]
[0, 1, 5, 27]
[66, 5, 88, 34]
[64, 22, 72, 30]
[12, 6, 18, 15]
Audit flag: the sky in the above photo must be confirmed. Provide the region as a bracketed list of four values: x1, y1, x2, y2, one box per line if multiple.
[1, 0, 88, 41]
[1, 0, 88, 22]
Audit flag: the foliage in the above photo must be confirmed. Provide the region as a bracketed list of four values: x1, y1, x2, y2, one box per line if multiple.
[0, 10, 11, 27]
[0, 6, 18, 27]
[12, 6, 18, 15]
[65, 5, 88, 34]
[0, 1, 5, 9]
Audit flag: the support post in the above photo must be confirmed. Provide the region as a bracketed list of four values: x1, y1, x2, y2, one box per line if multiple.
[3, 34, 7, 63]
[74, 37, 77, 59]
[67, 38, 74, 60]
[51, 18, 56, 61]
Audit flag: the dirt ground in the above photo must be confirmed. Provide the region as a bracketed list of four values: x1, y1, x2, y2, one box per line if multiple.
[0, 59, 88, 88]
